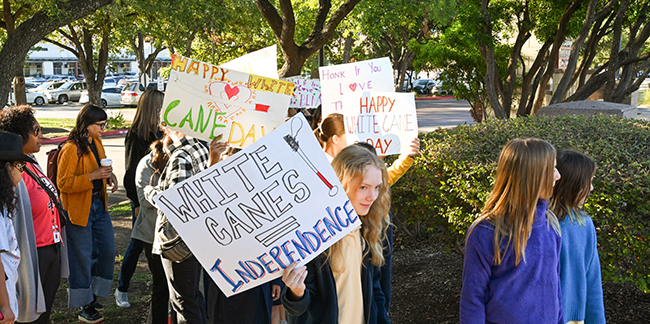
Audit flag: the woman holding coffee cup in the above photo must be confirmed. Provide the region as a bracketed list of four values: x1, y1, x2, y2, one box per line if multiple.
[57, 104, 117, 323]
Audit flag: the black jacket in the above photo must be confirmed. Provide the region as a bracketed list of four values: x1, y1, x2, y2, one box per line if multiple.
[123, 129, 161, 207]
[281, 241, 390, 324]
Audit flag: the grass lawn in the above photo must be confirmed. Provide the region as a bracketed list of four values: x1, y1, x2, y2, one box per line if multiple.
[38, 117, 132, 139]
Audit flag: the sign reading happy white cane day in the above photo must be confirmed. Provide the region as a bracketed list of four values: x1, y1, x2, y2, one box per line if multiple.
[343, 91, 418, 156]
[161, 54, 294, 148]
[154, 114, 360, 297]
[319, 57, 394, 117]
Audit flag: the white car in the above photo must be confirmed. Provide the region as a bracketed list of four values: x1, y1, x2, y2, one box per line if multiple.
[120, 81, 145, 107]
[33, 81, 66, 93]
[8, 88, 48, 106]
[44, 81, 87, 103]
[79, 87, 124, 108]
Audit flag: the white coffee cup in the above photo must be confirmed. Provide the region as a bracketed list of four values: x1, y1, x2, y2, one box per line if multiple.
[100, 158, 113, 167]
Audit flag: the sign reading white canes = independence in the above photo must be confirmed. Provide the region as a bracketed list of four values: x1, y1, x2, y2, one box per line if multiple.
[343, 91, 418, 155]
[221, 45, 279, 79]
[285, 77, 321, 108]
[154, 114, 360, 297]
[161, 55, 294, 148]
[319, 57, 394, 116]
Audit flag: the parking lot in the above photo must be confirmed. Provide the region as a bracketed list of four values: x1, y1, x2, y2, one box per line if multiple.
[32, 101, 136, 120]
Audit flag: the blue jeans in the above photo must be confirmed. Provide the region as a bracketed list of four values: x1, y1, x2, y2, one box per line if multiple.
[66, 197, 116, 308]
[117, 201, 145, 292]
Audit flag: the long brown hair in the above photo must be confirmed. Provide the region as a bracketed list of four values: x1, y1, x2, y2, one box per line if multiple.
[149, 136, 170, 173]
[314, 113, 344, 148]
[549, 150, 596, 225]
[329, 145, 390, 269]
[68, 104, 107, 154]
[131, 88, 164, 141]
[468, 138, 557, 266]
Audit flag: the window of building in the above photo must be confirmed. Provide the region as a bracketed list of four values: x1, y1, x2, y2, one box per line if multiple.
[54, 62, 62, 75]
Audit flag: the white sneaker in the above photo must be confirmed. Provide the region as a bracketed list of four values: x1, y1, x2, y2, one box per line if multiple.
[115, 289, 130, 308]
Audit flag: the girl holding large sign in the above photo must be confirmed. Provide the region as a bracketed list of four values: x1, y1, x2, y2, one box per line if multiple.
[281, 145, 391, 324]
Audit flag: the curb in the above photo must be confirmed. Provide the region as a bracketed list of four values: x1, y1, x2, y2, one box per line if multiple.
[42, 129, 129, 145]
[414, 96, 455, 101]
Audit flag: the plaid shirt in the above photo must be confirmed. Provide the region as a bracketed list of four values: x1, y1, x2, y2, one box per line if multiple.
[144, 136, 209, 255]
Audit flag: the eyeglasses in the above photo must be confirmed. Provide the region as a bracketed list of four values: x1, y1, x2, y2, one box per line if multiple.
[95, 122, 107, 130]
[13, 162, 26, 173]
[32, 126, 43, 137]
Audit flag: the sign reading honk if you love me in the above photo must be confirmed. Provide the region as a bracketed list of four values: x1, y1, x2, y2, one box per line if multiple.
[161, 54, 294, 148]
[319, 57, 394, 116]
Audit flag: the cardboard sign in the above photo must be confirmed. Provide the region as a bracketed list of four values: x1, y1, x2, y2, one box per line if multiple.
[221, 45, 279, 79]
[286, 78, 321, 108]
[319, 57, 394, 116]
[342, 91, 418, 155]
[161, 54, 294, 148]
[154, 114, 359, 297]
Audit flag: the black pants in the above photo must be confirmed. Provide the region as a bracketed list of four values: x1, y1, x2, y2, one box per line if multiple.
[161, 254, 206, 324]
[142, 243, 170, 324]
[18, 243, 62, 324]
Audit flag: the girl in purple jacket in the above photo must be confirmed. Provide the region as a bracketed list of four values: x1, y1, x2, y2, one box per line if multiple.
[460, 138, 563, 324]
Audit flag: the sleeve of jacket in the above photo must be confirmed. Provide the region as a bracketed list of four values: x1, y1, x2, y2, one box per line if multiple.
[135, 157, 155, 209]
[57, 143, 93, 194]
[387, 156, 414, 187]
[459, 228, 491, 324]
[124, 133, 148, 206]
[584, 220, 606, 323]
[281, 259, 318, 317]
[373, 264, 390, 324]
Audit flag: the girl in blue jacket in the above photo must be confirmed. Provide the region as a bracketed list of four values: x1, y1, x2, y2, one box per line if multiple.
[550, 150, 606, 324]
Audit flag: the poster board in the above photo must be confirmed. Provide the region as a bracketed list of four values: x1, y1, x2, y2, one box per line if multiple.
[285, 77, 321, 108]
[154, 114, 360, 297]
[319, 57, 394, 116]
[161, 54, 294, 148]
[342, 91, 418, 155]
[221, 45, 279, 79]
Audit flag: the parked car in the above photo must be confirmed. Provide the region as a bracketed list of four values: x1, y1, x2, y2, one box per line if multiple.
[24, 77, 47, 86]
[33, 81, 66, 93]
[120, 81, 166, 107]
[44, 81, 87, 103]
[45, 75, 77, 82]
[8, 88, 47, 106]
[102, 77, 124, 88]
[412, 79, 436, 94]
[79, 86, 123, 108]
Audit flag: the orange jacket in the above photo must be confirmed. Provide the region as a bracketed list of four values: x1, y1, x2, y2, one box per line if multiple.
[57, 137, 108, 227]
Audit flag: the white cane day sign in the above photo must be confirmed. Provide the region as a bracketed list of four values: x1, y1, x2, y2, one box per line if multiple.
[319, 57, 394, 116]
[161, 54, 294, 148]
[154, 114, 360, 297]
[342, 91, 418, 156]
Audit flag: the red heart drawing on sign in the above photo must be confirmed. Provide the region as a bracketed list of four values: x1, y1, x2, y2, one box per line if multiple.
[349, 83, 357, 91]
[224, 84, 240, 100]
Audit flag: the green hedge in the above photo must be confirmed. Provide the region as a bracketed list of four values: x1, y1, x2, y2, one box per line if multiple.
[391, 114, 650, 292]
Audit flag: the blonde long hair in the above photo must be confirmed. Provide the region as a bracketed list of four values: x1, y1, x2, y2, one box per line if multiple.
[468, 138, 557, 266]
[328, 145, 390, 268]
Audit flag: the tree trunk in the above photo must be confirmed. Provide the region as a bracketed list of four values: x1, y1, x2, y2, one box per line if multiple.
[550, 0, 599, 104]
[517, 39, 552, 116]
[0, 0, 114, 108]
[477, 0, 507, 119]
[13, 66, 26, 105]
[254, 0, 362, 78]
[531, 0, 582, 114]
[342, 34, 354, 63]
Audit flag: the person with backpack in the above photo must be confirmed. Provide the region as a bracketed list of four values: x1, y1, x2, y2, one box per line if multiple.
[57, 104, 118, 323]
[0, 105, 69, 324]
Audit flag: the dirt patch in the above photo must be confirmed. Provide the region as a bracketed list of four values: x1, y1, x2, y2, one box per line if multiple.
[49, 207, 649, 323]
